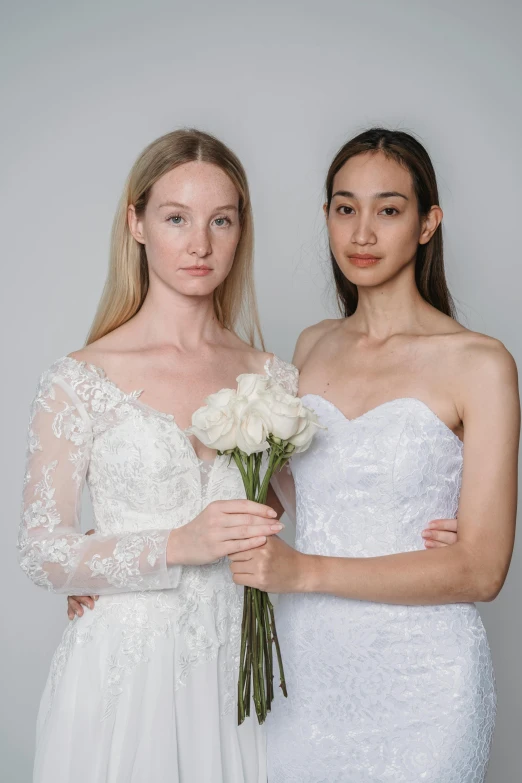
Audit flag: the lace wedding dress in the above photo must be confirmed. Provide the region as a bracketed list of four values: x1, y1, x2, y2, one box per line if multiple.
[268, 395, 496, 783]
[18, 354, 298, 783]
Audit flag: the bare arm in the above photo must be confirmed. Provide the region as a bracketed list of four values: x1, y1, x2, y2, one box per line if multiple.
[231, 343, 519, 605]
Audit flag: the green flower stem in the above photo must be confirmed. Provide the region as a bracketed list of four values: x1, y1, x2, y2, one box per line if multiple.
[247, 454, 254, 498]
[254, 452, 262, 496]
[253, 588, 266, 719]
[262, 591, 274, 704]
[268, 597, 288, 697]
[235, 445, 289, 725]
[232, 452, 249, 488]
[238, 584, 249, 725]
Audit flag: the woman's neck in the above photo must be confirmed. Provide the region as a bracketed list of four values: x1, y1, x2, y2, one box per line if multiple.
[127, 284, 226, 351]
[350, 270, 435, 341]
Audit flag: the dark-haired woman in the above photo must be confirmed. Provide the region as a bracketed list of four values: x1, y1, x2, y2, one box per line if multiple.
[229, 129, 519, 782]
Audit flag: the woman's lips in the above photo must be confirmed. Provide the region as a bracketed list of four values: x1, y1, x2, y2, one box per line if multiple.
[183, 266, 212, 276]
[348, 255, 381, 267]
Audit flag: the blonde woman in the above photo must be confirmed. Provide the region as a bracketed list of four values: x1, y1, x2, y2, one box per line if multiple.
[18, 129, 298, 783]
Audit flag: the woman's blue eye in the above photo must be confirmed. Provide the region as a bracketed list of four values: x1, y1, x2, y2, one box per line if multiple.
[214, 217, 230, 227]
[169, 215, 183, 225]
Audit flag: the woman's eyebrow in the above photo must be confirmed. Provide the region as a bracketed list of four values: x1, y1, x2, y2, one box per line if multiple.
[332, 190, 409, 200]
[375, 191, 409, 200]
[158, 201, 238, 211]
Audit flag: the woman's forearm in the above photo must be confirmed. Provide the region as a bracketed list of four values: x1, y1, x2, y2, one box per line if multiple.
[300, 541, 505, 605]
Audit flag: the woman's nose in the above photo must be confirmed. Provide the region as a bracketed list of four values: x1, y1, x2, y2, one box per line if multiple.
[351, 216, 376, 246]
[188, 226, 212, 257]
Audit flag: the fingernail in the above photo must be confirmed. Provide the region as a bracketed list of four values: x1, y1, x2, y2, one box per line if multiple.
[268, 509, 278, 518]
[421, 531, 430, 538]
[95, 596, 99, 601]
[271, 523, 284, 531]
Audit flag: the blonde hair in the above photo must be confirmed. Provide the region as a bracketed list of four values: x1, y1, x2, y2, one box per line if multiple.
[87, 128, 264, 348]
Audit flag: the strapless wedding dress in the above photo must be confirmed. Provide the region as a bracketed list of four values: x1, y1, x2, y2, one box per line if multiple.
[267, 395, 496, 783]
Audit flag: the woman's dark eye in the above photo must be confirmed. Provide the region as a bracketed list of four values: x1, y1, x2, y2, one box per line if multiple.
[381, 208, 398, 216]
[338, 206, 355, 215]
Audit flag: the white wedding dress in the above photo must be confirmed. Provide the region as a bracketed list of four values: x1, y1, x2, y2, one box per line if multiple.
[18, 354, 298, 783]
[267, 395, 496, 783]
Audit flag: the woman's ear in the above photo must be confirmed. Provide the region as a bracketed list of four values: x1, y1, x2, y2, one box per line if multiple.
[323, 202, 329, 220]
[419, 205, 443, 245]
[128, 204, 146, 245]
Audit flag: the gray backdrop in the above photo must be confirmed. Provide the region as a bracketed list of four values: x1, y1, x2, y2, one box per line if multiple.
[1, 1, 520, 780]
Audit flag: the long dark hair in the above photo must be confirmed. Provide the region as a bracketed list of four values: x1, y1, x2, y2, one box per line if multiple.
[325, 128, 456, 318]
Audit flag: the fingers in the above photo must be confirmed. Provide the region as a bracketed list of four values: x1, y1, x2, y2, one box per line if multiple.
[222, 536, 267, 556]
[220, 512, 282, 530]
[228, 551, 254, 562]
[229, 559, 254, 574]
[423, 532, 458, 548]
[422, 519, 458, 548]
[220, 522, 283, 543]
[217, 499, 278, 519]
[67, 595, 97, 618]
[424, 518, 457, 533]
[232, 574, 251, 587]
[67, 598, 83, 619]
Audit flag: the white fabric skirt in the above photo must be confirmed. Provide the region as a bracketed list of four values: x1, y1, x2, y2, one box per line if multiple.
[33, 592, 266, 783]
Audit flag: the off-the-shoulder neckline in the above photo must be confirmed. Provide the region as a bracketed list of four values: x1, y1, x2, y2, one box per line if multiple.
[58, 353, 297, 465]
[60, 352, 297, 418]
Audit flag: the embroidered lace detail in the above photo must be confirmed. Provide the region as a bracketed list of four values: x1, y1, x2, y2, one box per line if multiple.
[18, 359, 179, 594]
[265, 354, 299, 395]
[21, 354, 298, 718]
[267, 396, 496, 783]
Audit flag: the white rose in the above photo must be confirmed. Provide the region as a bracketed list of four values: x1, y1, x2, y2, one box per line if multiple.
[258, 387, 303, 441]
[234, 397, 272, 455]
[187, 389, 238, 452]
[236, 373, 271, 399]
[288, 407, 322, 453]
[205, 388, 237, 409]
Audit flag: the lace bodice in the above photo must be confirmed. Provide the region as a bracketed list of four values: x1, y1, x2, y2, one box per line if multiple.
[18, 354, 298, 596]
[293, 394, 464, 557]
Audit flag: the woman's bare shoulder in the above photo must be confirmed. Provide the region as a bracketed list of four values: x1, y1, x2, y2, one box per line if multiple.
[446, 329, 516, 369]
[443, 330, 518, 406]
[292, 319, 342, 369]
[67, 326, 133, 369]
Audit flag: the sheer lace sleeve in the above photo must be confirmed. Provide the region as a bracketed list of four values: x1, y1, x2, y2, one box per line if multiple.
[266, 355, 299, 397]
[270, 463, 296, 526]
[18, 369, 182, 595]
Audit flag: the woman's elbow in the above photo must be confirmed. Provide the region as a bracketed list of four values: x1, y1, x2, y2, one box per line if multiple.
[477, 571, 506, 602]
[458, 541, 510, 603]
[472, 563, 508, 603]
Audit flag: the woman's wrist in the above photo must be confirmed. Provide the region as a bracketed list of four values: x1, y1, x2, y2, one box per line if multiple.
[166, 528, 184, 567]
[296, 553, 324, 593]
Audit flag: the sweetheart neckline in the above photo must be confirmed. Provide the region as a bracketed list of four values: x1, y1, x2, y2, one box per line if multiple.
[301, 393, 464, 448]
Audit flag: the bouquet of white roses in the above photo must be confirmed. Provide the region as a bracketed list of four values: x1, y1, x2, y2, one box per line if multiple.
[188, 372, 321, 725]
